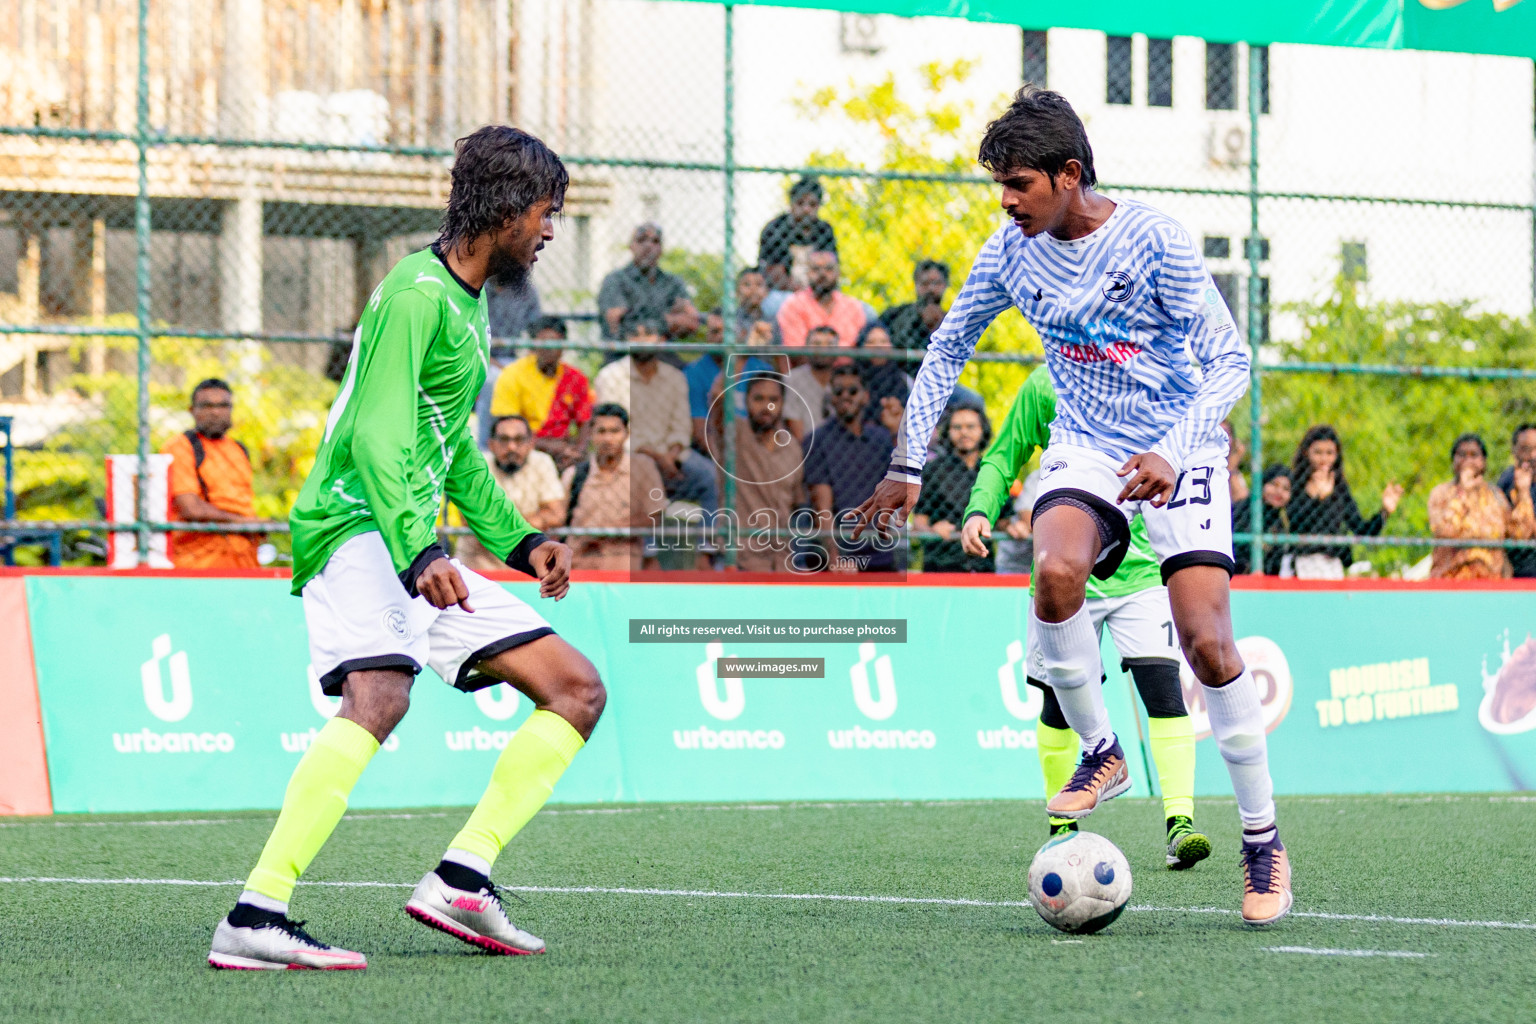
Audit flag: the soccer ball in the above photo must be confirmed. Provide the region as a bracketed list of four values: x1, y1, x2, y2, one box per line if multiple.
[1027, 830, 1133, 934]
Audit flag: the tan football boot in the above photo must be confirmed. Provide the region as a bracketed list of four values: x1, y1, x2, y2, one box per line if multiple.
[1045, 737, 1132, 819]
[1240, 838, 1293, 926]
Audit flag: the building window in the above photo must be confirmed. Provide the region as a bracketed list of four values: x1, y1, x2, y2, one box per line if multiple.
[1023, 30, 1048, 86]
[1147, 38, 1173, 107]
[1244, 236, 1271, 262]
[1213, 273, 1270, 342]
[1106, 35, 1132, 106]
[1206, 41, 1236, 110]
[1342, 241, 1368, 281]
[1253, 45, 1270, 113]
[1203, 236, 1231, 260]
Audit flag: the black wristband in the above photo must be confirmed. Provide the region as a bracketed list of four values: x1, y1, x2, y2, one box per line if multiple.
[399, 543, 448, 598]
[964, 509, 991, 525]
[504, 532, 550, 577]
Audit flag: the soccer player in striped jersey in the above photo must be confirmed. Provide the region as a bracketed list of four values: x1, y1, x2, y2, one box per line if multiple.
[963, 366, 1210, 869]
[209, 127, 606, 970]
[855, 87, 1290, 925]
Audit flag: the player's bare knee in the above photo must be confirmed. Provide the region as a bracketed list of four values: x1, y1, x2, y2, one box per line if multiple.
[1033, 552, 1090, 620]
[553, 662, 605, 737]
[340, 674, 412, 741]
[1181, 631, 1242, 686]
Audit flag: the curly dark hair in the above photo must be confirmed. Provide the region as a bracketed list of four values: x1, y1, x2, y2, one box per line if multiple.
[977, 86, 1097, 188]
[436, 126, 569, 253]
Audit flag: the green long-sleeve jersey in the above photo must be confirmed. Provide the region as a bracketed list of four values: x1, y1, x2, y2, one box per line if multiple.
[289, 247, 538, 595]
[963, 365, 1162, 598]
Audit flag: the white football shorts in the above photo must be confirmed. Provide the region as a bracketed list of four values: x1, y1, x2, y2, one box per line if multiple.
[1025, 586, 1179, 683]
[304, 530, 553, 695]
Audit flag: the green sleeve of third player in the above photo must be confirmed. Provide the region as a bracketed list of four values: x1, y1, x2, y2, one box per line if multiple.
[963, 366, 1056, 524]
[446, 424, 539, 562]
[349, 289, 442, 576]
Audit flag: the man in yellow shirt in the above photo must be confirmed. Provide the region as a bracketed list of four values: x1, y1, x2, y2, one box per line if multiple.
[489, 316, 593, 469]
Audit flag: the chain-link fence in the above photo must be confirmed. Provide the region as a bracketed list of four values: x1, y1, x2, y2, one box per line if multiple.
[1, 1, 1534, 580]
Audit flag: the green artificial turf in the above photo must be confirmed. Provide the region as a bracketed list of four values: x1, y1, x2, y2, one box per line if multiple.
[2, 795, 1534, 1023]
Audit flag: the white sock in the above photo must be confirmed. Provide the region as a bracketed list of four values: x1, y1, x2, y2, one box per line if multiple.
[1029, 603, 1112, 752]
[237, 890, 288, 915]
[442, 848, 493, 877]
[1202, 670, 1277, 830]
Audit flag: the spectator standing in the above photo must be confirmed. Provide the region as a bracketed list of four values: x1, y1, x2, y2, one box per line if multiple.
[594, 318, 718, 514]
[596, 223, 697, 341]
[854, 321, 911, 428]
[784, 324, 840, 441]
[730, 375, 806, 573]
[455, 415, 569, 573]
[1286, 424, 1403, 578]
[1233, 464, 1294, 576]
[1428, 433, 1536, 579]
[775, 249, 867, 348]
[1496, 423, 1536, 578]
[802, 366, 897, 572]
[734, 266, 783, 346]
[913, 406, 994, 573]
[490, 316, 593, 469]
[561, 404, 667, 571]
[758, 176, 838, 294]
[882, 260, 951, 355]
[162, 378, 262, 569]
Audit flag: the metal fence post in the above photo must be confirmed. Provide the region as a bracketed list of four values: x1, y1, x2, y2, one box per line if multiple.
[1246, 42, 1264, 575]
[719, 2, 738, 568]
[134, 0, 153, 560]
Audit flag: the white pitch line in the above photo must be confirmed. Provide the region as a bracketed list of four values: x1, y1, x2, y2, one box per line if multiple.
[1, 876, 1533, 932]
[1264, 946, 1431, 958]
[0, 812, 452, 829]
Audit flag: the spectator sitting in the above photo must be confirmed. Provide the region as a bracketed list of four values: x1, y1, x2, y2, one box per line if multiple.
[882, 260, 950, 356]
[489, 316, 594, 470]
[729, 375, 806, 573]
[485, 273, 541, 340]
[1286, 424, 1403, 578]
[758, 175, 838, 295]
[475, 341, 518, 449]
[1233, 463, 1294, 575]
[561, 403, 668, 571]
[594, 317, 718, 514]
[783, 324, 840, 442]
[162, 378, 262, 569]
[802, 365, 897, 572]
[1496, 423, 1536, 578]
[1428, 432, 1536, 579]
[734, 266, 785, 348]
[854, 321, 911, 429]
[685, 307, 777, 454]
[776, 249, 867, 348]
[597, 222, 697, 341]
[455, 415, 569, 573]
[913, 405, 994, 573]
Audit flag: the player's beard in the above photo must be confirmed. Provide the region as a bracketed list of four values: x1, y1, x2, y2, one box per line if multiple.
[485, 235, 531, 291]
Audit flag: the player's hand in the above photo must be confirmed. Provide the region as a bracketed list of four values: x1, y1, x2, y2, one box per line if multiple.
[529, 540, 573, 600]
[1116, 452, 1177, 506]
[418, 557, 474, 612]
[849, 477, 920, 541]
[960, 516, 991, 557]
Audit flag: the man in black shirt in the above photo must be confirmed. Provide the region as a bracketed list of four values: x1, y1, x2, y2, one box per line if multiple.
[1497, 423, 1536, 577]
[758, 177, 838, 293]
[913, 406, 993, 572]
[882, 260, 950, 355]
[597, 223, 697, 341]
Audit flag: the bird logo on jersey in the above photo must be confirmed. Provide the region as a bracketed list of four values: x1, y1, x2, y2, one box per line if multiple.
[1101, 270, 1134, 303]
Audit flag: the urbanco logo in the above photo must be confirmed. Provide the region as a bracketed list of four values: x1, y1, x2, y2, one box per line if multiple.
[998, 640, 1044, 721]
[697, 641, 746, 721]
[308, 665, 341, 718]
[141, 633, 192, 722]
[474, 682, 523, 722]
[850, 642, 896, 720]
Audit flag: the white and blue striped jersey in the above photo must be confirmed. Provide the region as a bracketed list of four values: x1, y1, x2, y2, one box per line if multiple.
[891, 197, 1249, 482]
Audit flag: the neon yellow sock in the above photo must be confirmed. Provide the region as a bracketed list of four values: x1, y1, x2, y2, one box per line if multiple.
[1149, 715, 1196, 821]
[447, 710, 585, 868]
[245, 716, 379, 904]
[1036, 721, 1077, 828]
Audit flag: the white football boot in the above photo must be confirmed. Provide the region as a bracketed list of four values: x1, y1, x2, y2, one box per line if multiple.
[208, 911, 367, 970]
[405, 870, 546, 955]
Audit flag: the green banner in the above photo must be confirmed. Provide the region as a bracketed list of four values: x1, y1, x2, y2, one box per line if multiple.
[684, 1, 1536, 61]
[24, 577, 1536, 813]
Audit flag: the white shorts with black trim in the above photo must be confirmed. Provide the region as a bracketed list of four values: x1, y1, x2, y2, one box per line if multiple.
[1025, 587, 1179, 682]
[303, 531, 553, 696]
[1032, 441, 1234, 583]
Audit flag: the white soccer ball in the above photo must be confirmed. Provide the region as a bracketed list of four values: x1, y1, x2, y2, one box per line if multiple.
[1028, 830, 1133, 934]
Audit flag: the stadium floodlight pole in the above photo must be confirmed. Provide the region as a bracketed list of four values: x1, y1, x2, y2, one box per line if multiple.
[1245, 42, 1264, 576]
[719, 2, 739, 568]
[133, 0, 153, 561]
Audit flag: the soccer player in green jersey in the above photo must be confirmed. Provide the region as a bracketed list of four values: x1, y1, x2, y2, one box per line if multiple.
[209, 127, 604, 971]
[961, 367, 1211, 869]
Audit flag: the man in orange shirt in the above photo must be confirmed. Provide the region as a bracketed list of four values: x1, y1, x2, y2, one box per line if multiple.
[161, 378, 261, 568]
